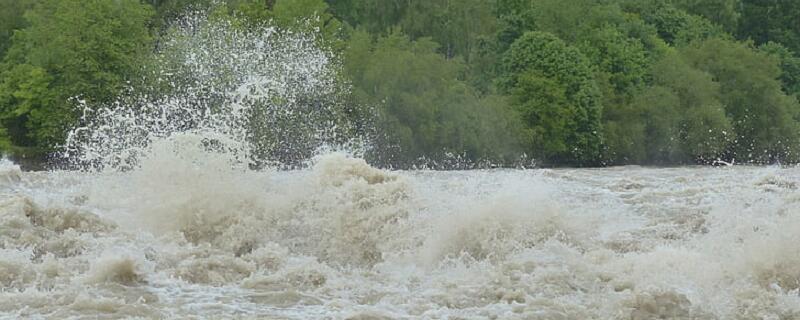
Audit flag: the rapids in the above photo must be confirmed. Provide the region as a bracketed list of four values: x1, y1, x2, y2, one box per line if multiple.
[3, 9, 799, 320]
[0, 155, 799, 319]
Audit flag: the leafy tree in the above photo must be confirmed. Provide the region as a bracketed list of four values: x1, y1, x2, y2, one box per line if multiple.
[328, 0, 497, 61]
[669, 0, 741, 33]
[622, 0, 726, 46]
[2, 0, 800, 167]
[760, 41, 800, 97]
[0, 64, 57, 152]
[738, 0, 800, 53]
[682, 38, 800, 162]
[604, 50, 732, 164]
[582, 25, 650, 96]
[491, 0, 664, 83]
[399, 0, 497, 60]
[508, 72, 575, 162]
[326, 0, 407, 35]
[604, 86, 681, 163]
[493, 2, 535, 53]
[650, 52, 731, 161]
[501, 31, 603, 165]
[0, 0, 34, 60]
[0, 0, 154, 152]
[147, 0, 215, 30]
[275, 0, 343, 43]
[344, 29, 522, 166]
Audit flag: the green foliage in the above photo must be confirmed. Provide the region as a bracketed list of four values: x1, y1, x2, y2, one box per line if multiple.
[400, 0, 497, 60]
[200, 0, 345, 53]
[669, 0, 741, 33]
[523, 0, 599, 43]
[0, 64, 57, 149]
[649, 51, 731, 161]
[681, 38, 800, 163]
[604, 86, 680, 163]
[272, 0, 343, 47]
[329, 0, 497, 61]
[738, 0, 800, 53]
[604, 51, 732, 164]
[1, 0, 799, 166]
[327, 0, 407, 35]
[760, 42, 800, 97]
[501, 31, 603, 165]
[0, 0, 34, 59]
[492, 0, 665, 89]
[509, 73, 573, 160]
[581, 25, 650, 95]
[0, 0, 154, 151]
[623, 0, 726, 46]
[344, 29, 522, 166]
[147, 0, 215, 31]
[232, 0, 340, 33]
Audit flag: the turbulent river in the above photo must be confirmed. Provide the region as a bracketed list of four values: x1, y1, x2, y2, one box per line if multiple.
[1, 153, 799, 319]
[2, 11, 800, 320]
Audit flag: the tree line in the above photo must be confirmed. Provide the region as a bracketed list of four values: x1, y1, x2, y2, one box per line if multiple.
[1, 0, 800, 167]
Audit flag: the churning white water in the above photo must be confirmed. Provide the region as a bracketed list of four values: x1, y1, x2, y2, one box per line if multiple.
[1, 160, 800, 319]
[2, 12, 800, 320]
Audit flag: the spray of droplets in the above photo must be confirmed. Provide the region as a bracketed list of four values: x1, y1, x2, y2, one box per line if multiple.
[63, 11, 363, 171]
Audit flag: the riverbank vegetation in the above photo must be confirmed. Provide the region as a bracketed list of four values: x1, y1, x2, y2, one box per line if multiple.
[1, 0, 799, 167]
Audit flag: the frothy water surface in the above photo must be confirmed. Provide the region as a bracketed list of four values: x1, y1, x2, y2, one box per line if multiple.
[1, 158, 799, 319]
[5, 10, 800, 320]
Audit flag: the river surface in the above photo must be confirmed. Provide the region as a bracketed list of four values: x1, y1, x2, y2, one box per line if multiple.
[0, 154, 799, 319]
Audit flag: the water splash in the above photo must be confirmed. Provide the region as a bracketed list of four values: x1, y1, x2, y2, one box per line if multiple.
[63, 11, 358, 171]
[3, 8, 799, 320]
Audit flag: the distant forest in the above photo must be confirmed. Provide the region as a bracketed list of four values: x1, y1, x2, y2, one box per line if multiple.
[2, 0, 800, 168]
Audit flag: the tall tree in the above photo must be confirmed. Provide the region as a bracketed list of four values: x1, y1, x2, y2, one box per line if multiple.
[760, 42, 800, 97]
[0, 0, 34, 59]
[0, 0, 154, 152]
[399, 0, 497, 60]
[738, 0, 800, 53]
[682, 38, 800, 163]
[327, 0, 407, 35]
[345, 29, 522, 167]
[501, 31, 603, 165]
[622, 0, 726, 46]
[670, 0, 741, 33]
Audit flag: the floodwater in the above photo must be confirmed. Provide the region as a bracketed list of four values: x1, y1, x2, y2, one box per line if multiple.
[4, 13, 799, 319]
[1, 153, 799, 319]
